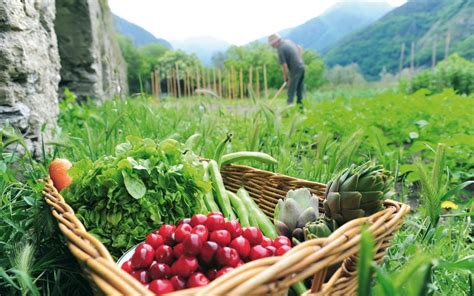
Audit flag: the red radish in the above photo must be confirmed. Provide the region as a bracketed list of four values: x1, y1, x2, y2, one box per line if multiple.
[208, 211, 224, 217]
[266, 245, 277, 255]
[206, 214, 225, 231]
[190, 214, 208, 227]
[154, 245, 174, 265]
[121, 260, 132, 273]
[261, 237, 272, 247]
[249, 245, 270, 261]
[273, 236, 291, 249]
[216, 247, 240, 267]
[158, 224, 176, 239]
[224, 220, 243, 238]
[173, 243, 184, 258]
[131, 270, 150, 284]
[175, 223, 193, 243]
[146, 233, 164, 249]
[149, 262, 172, 279]
[229, 236, 251, 259]
[216, 267, 234, 278]
[177, 217, 192, 225]
[148, 279, 175, 294]
[275, 245, 291, 256]
[200, 241, 219, 265]
[170, 275, 186, 290]
[192, 225, 209, 241]
[49, 158, 72, 191]
[171, 256, 198, 278]
[187, 272, 210, 288]
[183, 234, 203, 256]
[243, 227, 263, 245]
[206, 269, 218, 281]
[210, 229, 231, 247]
[131, 244, 154, 269]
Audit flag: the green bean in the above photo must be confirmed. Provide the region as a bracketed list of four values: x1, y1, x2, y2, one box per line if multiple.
[208, 160, 236, 219]
[237, 187, 278, 238]
[221, 152, 278, 166]
[202, 161, 220, 212]
[227, 190, 250, 227]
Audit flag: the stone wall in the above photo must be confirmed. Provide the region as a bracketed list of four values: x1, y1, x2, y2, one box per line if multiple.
[0, 0, 128, 156]
[0, 0, 60, 154]
[55, 0, 128, 101]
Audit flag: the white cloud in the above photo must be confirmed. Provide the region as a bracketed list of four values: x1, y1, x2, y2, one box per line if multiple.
[108, 0, 406, 45]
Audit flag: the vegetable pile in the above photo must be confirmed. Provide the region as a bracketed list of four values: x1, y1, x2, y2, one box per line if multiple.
[63, 137, 210, 256]
[120, 212, 292, 294]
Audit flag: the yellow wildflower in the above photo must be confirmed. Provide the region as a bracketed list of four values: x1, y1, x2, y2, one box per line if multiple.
[441, 201, 458, 210]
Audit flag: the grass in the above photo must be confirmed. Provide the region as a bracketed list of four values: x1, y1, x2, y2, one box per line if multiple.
[1, 87, 472, 295]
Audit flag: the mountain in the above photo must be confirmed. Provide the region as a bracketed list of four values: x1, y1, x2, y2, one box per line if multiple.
[324, 0, 474, 80]
[113, 14, 172, 48]
[172, 36, 231, 65]
[282, 1, 393, 53]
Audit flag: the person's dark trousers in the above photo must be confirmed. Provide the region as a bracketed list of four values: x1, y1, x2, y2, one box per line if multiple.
[287, 68, 305, 104]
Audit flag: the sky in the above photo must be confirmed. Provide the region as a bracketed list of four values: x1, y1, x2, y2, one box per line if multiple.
[109, 0, 407, 46]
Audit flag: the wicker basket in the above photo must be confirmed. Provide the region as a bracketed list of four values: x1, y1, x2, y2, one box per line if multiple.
[42, 164, 410, 295]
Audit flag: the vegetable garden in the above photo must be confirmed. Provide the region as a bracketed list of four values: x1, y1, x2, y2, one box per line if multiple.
[1, 82, 473, 295]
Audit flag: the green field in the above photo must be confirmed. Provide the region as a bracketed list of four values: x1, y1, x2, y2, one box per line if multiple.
[1, 87, 473, 295]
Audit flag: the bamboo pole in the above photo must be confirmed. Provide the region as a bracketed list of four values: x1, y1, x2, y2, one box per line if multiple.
[206, 68, 211, 90]
[171, 69, 176, 97]
[183, 71, 188, 97]
[256, 67, 260, 99]
[410, 42, 415, 74]
[239, 68, 244, 99]
[213, 68, 217, 94]
[187, 71, 192, 98]
[175, 63, 181, 98]
[231, 66, 237, 99]
[218, 68, 223, 98]
[432, 39, 437, 69]
[263, 64, 268, 99]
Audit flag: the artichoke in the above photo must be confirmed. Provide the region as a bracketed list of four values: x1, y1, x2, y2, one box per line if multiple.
[303, 217, 338, 241]
[323, 162, 393, 225]
[274, 188, 320, 241]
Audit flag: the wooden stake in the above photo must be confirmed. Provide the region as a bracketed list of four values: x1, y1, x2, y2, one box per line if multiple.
[248, 66, 253, 95]
[218, 68, 223, 98]
[156, 69, 161, 101]
[263, 64, 268, 99]
[207, 68, 211, 90]
[196, 68, 201, 95]
[239, 68, 244, 99]
[166, 72, 170, 96]
[256, 67, 260, 99]
[399, 43, 405, 75]
[213, 68, 217, 94]
[432, 39, 437, 68]
[172, 69, 177, 97]
[151, 72, 155, 97]
[175, 64, 181, 98]
[444, 29, 451, 60]
[226, 68, 231, 99]
[232, 66, 237, 99]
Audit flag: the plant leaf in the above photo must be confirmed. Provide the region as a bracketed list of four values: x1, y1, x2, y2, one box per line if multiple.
[122, 171, 146, 199]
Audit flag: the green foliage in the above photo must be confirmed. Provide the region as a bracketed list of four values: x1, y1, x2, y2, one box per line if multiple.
[410, 54, 474, 95]
[0, 129, 90, 295]
[222, 43, 325, 91]
[117, 36, 202, 94]
[63, 137, 209, 257]
[325, 64, 366, 86]
[324, 0, 473, 80]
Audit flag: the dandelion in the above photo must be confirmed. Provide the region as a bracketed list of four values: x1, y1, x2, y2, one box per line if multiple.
[441, 201, 458, 210]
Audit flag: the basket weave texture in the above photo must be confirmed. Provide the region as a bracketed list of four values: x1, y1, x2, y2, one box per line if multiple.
[42, 164, 409, 295]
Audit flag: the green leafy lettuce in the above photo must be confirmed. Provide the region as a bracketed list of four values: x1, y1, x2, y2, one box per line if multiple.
[63, 136, 210, 257]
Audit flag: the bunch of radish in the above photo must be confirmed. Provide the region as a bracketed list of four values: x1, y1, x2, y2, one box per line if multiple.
[120, 212, 291, 294]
